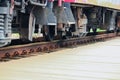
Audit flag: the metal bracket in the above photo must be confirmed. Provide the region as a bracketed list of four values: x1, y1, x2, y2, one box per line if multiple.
[29, 0, 47, 7]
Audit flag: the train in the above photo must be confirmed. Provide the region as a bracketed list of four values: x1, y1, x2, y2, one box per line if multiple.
[0, 0, 120, 47]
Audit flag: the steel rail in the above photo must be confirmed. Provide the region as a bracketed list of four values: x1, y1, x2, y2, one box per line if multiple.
[0, 32, 118, 61]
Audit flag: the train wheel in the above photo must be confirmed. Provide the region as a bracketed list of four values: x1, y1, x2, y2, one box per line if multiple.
[93, 27, 97, 35]
[87, 26, 91, 33]
[57, 30, 72, 40]
[43, 25, 55, 41]
[0, 42, 8, 47]
[66, 31, 72, 38]
[57, 31, 62, 39]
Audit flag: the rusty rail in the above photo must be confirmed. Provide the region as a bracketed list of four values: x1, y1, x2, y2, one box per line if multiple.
[0, 33, 118, 60]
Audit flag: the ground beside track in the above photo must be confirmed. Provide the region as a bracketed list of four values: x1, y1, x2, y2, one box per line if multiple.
[0, 37, 120, 80]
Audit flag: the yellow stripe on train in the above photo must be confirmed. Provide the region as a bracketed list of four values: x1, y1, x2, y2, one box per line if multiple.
[75, 0, 120, 10]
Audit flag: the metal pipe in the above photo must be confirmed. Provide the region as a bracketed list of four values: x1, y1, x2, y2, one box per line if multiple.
[29, 0, 48, 7]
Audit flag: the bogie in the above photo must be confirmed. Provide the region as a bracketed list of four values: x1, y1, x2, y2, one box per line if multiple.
[0, 0, 120, 47]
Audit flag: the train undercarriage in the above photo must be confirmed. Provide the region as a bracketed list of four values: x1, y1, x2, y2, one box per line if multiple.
[0, 0, 120, 47]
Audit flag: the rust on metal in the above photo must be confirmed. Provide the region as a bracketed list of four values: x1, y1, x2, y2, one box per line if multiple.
[0, 33, 119, 60]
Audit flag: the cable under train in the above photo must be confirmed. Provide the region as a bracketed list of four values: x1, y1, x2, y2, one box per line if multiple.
[0, 0, 120, 47]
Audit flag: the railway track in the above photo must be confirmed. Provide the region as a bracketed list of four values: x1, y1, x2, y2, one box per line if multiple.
[0, 32, 120, 61]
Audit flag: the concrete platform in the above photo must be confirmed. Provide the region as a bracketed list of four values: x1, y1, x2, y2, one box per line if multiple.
[0, 37, 120, 80]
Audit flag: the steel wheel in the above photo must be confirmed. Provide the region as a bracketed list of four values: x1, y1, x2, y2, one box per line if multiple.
[43, 25, 54, 41]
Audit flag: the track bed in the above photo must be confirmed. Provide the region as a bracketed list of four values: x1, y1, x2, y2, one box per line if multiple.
[0, 32, 120, 60]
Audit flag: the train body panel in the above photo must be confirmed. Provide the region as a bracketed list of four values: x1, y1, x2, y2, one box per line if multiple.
[74, 0, 120, 10]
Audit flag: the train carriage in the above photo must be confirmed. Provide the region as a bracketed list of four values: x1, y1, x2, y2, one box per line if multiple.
[71, 0, 120, 33]
[0, 0, 120, 47]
